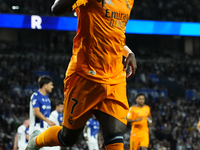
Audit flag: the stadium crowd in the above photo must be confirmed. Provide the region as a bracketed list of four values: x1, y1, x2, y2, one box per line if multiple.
[1, 0, 200, 22]
[0, 40, 200, 150]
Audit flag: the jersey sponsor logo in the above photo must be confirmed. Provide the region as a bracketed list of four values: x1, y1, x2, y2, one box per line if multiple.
[93, 125, 99, 129]
[105, 9, 129, 28]
[42, 105, 51, 109]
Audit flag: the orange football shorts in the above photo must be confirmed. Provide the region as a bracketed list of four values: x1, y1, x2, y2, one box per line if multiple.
[130, 132, 149, 150]
[62, 72, 129, 129]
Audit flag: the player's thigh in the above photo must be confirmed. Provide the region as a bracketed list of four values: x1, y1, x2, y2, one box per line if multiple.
[94, 82, 129, 138]
[130, 136, 141, 150]
[63, 72, 106, 130]
[140, 133, 149, 148]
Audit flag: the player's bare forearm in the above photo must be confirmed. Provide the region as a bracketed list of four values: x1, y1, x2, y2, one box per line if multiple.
[34, 108, 56, 126]
[123, 52, 137, 78]
[13, 134, 18, 150]
[51, 0, 77, 16]
[26, 134, 30, 141]
[34, 108, 49, 122]
[127, 117, 142, 123]
[147, 117, 152, 126]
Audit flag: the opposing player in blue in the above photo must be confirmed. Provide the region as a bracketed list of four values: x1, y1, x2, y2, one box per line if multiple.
[49, 101, 64, 127]
[29, 76, 55, 150]
[13, 119, 30, 150]
[84, 116, 101, 150]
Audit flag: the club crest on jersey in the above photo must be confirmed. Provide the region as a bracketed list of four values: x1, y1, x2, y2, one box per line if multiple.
[125, 0, 131, 10]
[68, 116, 73, 125]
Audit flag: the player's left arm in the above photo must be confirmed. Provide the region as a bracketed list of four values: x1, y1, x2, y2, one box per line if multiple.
[147, 116, 152, 126]
[123, 45, 137, 78]
[147, 106, 152, 126]
[98, 128, 103, 149]
[13, 134, 18, 150]
[51, 0, 80, 16]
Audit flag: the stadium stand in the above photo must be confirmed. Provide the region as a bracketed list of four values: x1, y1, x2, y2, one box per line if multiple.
[1, 0, 200, 21]
[0, 40, 200, 149]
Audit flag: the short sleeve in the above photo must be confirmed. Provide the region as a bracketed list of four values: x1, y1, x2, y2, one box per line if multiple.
[17, 126, 23, 134]
[86, 119, 92, 127]
[31, 98, 40, 108]
[127, 107, 133, 119]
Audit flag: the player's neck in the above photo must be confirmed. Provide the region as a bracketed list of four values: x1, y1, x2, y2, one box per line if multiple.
[39, 88, 47, 96]
[137, 104, 144, 108]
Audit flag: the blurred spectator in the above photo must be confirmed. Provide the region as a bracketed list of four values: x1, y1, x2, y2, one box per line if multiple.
[0, 40, 200, 149]
[1, 0, 200, 22]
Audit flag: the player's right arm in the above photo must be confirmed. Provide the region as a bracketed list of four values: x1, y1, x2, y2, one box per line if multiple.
[13, 134, 18, 150]
[33, 108, 55, 126]
[51, 0, 77, 15]
[126, 117, 143, 123]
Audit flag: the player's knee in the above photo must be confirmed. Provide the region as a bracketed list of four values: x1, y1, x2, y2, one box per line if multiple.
[103, 132, 124, 147]
[58, 130, 77, 147]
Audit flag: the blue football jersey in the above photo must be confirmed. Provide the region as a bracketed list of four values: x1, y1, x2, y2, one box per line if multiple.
[29, 91, 51, 134]
[86, 118, 100, 138]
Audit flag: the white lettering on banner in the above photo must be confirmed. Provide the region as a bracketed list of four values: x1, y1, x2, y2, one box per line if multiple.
[31, 15, 42, 29]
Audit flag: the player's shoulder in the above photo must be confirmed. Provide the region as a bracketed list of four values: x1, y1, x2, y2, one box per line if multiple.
[130, 104, 137, 109]
[30, 91, 39, 100]
[125, 0, 134, 9]
[144, 105, 151, 109]
[18, 124, 26, 131]
[50, 110, 57, 115]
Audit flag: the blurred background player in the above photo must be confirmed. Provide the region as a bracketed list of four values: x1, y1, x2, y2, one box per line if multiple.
[83, 115, 101, 150]
[48, 101, 64, 150]
[49, 101, 64, 126]
[29, 76, 55, 149]
[197, 118, 200, 133]
[13, 119, 30, 150]
[126, 93, 152, 150]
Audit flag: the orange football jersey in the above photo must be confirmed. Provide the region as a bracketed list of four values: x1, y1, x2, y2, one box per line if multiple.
[127, 105, 151, 136]
[66, 0, 134, 84]
[198, 121, 200, 127]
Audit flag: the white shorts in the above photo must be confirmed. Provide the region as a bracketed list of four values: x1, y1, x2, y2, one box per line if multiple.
[86, 138, 99, 150]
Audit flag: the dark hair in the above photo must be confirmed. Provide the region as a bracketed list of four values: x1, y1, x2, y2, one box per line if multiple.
[135, 93, 146, 101]
[38, 76, 53, 88]
[55, 101, 63, 106]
